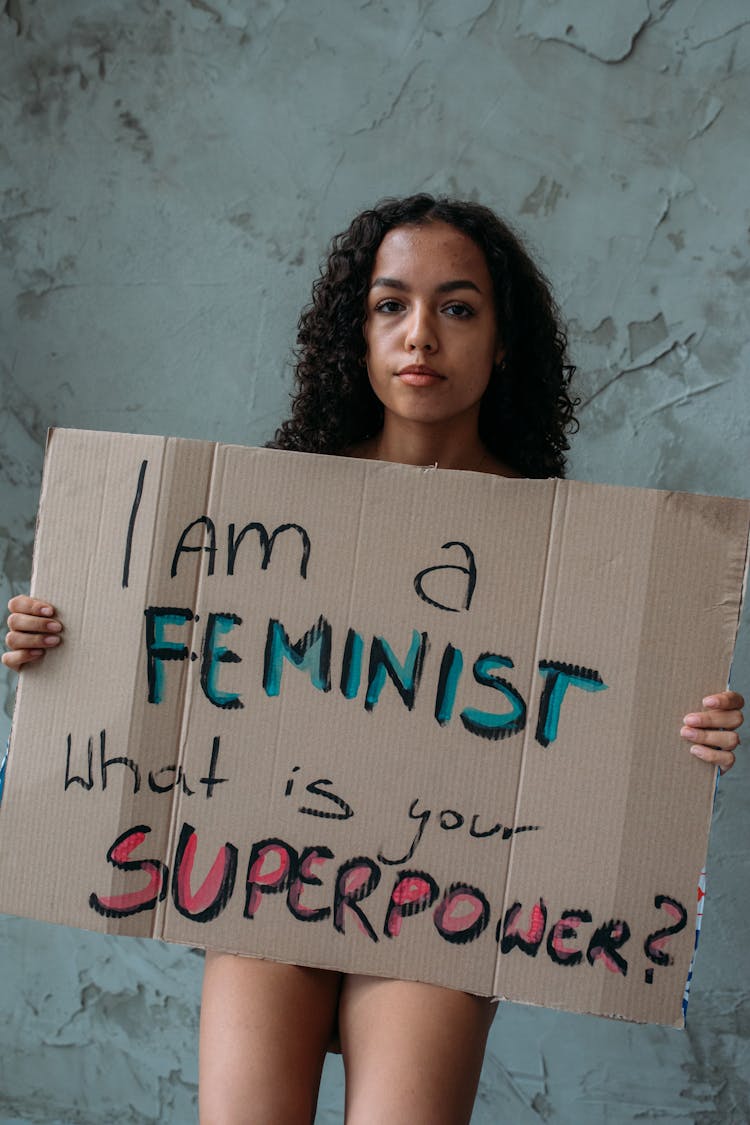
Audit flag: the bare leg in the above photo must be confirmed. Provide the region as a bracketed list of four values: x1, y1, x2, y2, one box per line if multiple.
[199, 951, 341, 1125]
[339, 975, 496, 1125]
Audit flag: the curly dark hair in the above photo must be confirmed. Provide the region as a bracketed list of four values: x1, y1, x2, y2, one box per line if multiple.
[271, 193, 578, 478]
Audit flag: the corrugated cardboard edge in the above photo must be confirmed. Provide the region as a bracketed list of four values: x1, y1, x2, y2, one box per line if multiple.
[680, 510, 750, 1025]
[3, 428, 58, 808]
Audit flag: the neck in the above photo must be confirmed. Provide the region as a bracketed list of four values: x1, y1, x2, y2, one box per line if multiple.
[364, 411, 490, 472]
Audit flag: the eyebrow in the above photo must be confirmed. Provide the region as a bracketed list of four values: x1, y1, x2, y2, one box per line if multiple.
[370, 277, 483, 295]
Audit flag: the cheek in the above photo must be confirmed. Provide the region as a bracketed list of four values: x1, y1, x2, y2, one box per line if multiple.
[364, 324, 390, 372]
[469, 373, 493, 404]
[469, 343, 498, 388]
[364, 368, 390, 411]
[362, 346, 381, 391]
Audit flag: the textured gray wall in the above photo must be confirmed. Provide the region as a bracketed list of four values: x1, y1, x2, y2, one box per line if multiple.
[1, 2, 749, 1121]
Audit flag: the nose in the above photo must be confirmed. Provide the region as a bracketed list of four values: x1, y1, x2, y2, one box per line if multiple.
[404, 304, 438, 353]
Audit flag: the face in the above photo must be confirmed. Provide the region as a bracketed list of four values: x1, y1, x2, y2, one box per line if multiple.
[364, 221, 503, 430]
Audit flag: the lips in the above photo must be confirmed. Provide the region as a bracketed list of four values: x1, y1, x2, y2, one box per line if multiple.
[396, 364, 445, 386]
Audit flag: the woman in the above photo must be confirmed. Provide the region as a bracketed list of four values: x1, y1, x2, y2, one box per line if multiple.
[4, 194, 743, 1124]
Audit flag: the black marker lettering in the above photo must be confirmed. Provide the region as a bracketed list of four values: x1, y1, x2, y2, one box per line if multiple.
[460, 653, 526, 741]
[497, 899, 548, 956]
[244, 838, 298, 919]
[298, 778, 354, 820]
[64, 731, 96, 791]
[199, 736, 228, 798]
[122, 459, 148, 589]
[89, 825, 167, 918]
[144, 606, 193, 705]
[333, 856, 381, 942]
[365, 630, 429, 713]
[586, 919, 630, 976]
[434, 883, 490, 944]
[439, 809, 463, 830]
[172, 822, 238, 923]
[263, 617, 332, 697]
[171, 516, 217, 578]
[535, 661, 606, 747]
[227, 521, 311, 578]
[287, 846, 334, 923]
[384, 869, 439, 938]
[378, 799, 431, 865]
[200, 612, 243, 710]
[546, 909, 592, 966]
[644, 895, 688, 966]
[148, 764, 194, 796]
[100, 729, 140, 794]
[413, 541, 477, 613]
[284, 765, 301, 797]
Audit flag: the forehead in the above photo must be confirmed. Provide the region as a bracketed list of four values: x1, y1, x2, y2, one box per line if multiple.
[370, 221, 492, 290]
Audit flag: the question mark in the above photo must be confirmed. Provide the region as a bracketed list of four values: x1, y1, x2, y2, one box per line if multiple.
[643, 894, 688, 983]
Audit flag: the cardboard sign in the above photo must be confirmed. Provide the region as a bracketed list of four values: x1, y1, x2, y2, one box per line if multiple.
[1, 429, 748, 1027]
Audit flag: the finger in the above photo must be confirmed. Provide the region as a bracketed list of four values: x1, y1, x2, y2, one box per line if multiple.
[7, 596, 56, 618]
[681, 726, 740, 752]
[701, 691, 744, 711]
[7, 612, 63, 636]
[5, 629, 62, 651]
[683, 708, 743, 731]
[689, 744, 736, 775]
[1, 648, 45, 671]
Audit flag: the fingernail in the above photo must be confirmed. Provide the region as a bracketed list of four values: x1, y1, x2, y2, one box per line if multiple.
[46, 621, 62, 632]
[683, 714, 701, 725]
[681, 726, 699, 739]
[690, 745, 704, 758]
[43, 635, 60, 646]
[40, 606, 54, 616]
[703, 696, 720, 708]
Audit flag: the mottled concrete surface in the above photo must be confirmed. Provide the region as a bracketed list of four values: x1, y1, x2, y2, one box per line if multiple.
[1, 1, 749, 1121]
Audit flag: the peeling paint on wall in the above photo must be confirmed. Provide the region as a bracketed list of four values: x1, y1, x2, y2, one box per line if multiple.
[516, 0, 652, 63]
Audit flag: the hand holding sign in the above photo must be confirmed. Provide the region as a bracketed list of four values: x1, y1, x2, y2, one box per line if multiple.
[682, 691, 743, 774]
[2, 596, 63, 670]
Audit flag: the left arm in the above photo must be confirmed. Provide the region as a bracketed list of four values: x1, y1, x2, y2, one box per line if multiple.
[682, 690, 744, 775]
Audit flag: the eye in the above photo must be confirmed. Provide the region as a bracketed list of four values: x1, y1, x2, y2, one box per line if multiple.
[443, 301, 475, 318]
[373, 298, 405, 314]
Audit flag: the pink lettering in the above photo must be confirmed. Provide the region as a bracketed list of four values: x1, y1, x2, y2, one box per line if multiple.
[384, 870, 438, 938]
[434, 883, 490, 944]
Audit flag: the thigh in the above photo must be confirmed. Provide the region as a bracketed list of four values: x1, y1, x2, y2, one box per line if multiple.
[199, 951, 341, 1125]
[339, 975, 496, 1125]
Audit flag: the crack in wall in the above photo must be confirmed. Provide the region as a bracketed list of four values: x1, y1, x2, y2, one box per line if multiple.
[688, 94, 724, 141]
[350, 63, 425, 136]
[687, 18, 750, 50]
[188, 0, 223, 23]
